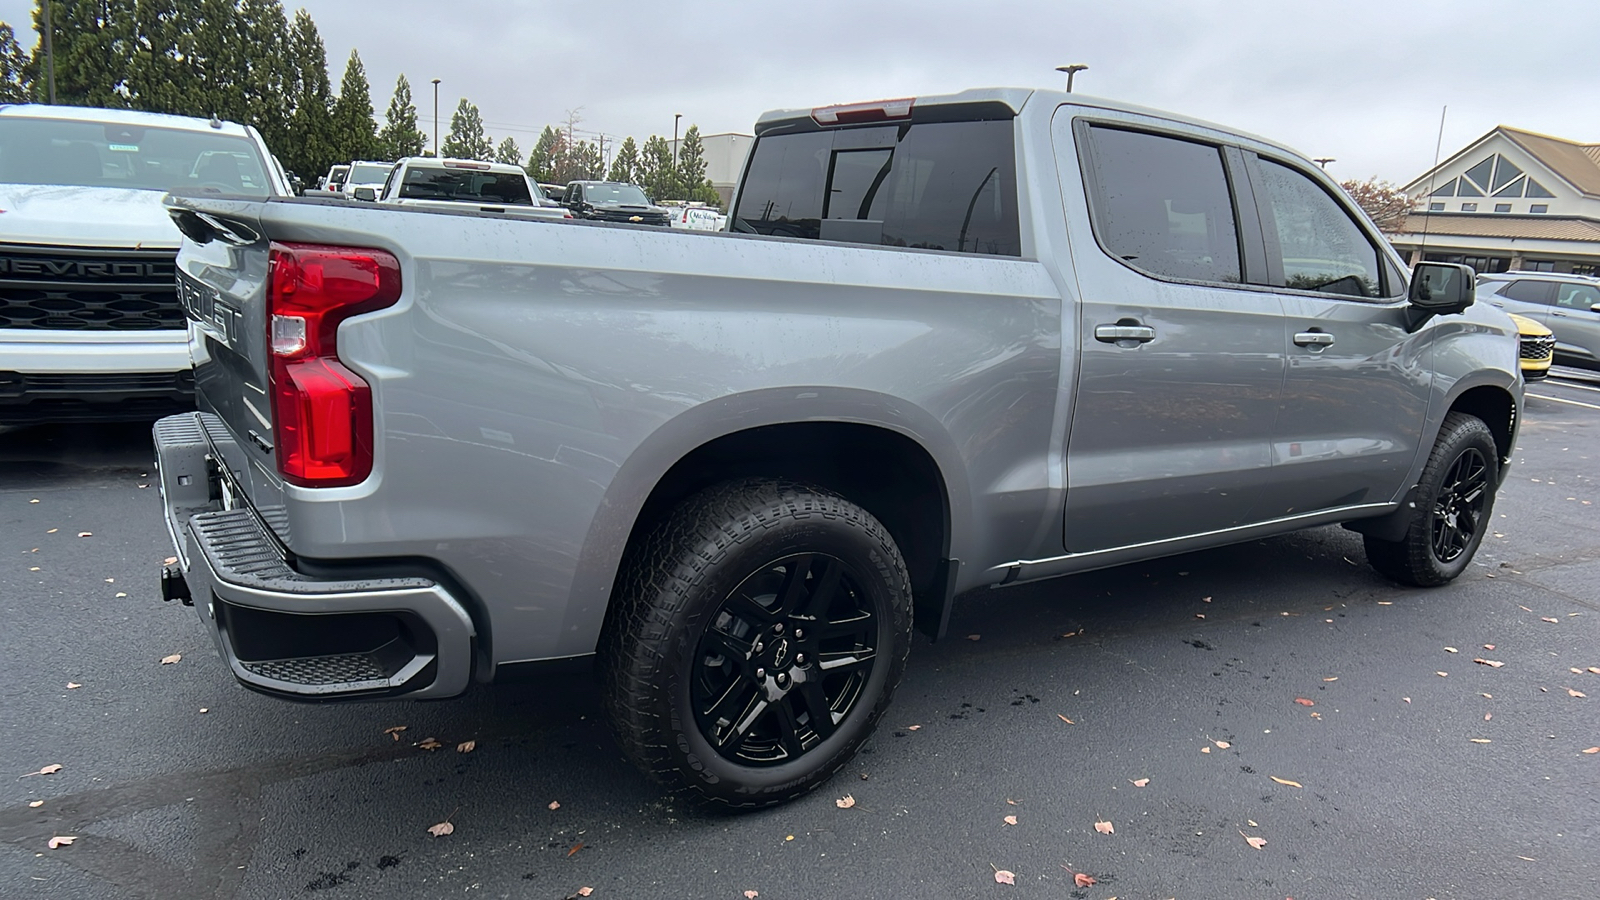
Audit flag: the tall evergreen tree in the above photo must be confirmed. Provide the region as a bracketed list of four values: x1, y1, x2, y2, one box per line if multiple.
[378, 73, 425, 159]
[239, 0, 293, 162]
[494, 136, 521, 166]
[329, 49, 377, 162]
[525, 125, 561, 182]
[190, 0, 245, 121]
[33, 0, 134, 108]
[676, 125, 718, 203]
[569, 140, 602, 181]
[606, 135, 639, 184]
[127, 0, 200, 114]
[0, 22, 29, 102]
[637, 134, 674, 200]
[440, 97, 492, 160]
[285, 8, 335, 176]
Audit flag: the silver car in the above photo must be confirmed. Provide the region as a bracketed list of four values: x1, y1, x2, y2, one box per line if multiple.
[1478, 272, 1600, 371]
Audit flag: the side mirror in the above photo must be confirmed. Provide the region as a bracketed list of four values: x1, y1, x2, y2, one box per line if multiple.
[353, 187, 377, 202]
[1591, 303, 1600, 314]
[1409, 262, 1475, 314]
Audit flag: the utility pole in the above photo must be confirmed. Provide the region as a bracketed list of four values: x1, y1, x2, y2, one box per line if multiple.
[431, 79, 440, 157]
[43, 0, 56, 104]
[1055, 63, 1088, 93]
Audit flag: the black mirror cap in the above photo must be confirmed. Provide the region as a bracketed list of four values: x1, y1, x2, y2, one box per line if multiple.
[1409, 262, 1476, 314]
[353, 187, 377, 202]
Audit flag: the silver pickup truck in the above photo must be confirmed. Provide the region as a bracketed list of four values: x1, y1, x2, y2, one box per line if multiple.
[154, 88, 1522, 809]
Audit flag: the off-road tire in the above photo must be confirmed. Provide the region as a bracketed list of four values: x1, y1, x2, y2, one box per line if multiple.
[1364, 412, 1499, 586]
[602, 479, 913, 809]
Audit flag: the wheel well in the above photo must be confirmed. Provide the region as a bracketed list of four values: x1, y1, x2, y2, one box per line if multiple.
[619, 422, 951, 629]
[1448, 386, 1516, 468]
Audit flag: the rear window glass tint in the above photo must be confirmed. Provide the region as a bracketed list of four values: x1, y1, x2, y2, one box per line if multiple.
[1082, 125, 1241, 284]
[733, 119, 1020, 256]
[399, 167, 533, 205]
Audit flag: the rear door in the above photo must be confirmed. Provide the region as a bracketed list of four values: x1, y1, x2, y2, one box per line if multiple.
[1244, 152, 1431, 515]
[1055, 115, 1286, 552]
[1547, 281, 1600, 367]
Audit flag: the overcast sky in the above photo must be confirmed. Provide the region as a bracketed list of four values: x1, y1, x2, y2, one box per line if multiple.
[4, 0, 1596, 183]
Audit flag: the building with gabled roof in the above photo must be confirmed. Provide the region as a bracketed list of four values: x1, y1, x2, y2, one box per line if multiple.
[1389, 126, 1600, 276]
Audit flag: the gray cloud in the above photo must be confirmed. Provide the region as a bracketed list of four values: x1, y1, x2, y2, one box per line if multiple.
[3, 0, 1595, 182]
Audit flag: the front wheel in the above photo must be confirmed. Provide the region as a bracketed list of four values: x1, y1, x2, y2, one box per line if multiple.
[1364, 412, 1499, 586]
[602, 479, 912, 809]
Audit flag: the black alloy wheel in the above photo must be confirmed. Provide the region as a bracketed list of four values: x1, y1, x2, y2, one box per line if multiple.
[1429, 446, 1488, 564]
[603, 479, 912, 809]
[692, 553, 878, 766]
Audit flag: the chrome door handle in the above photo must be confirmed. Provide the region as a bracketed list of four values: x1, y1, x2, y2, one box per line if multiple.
[1293, 331, 1335, 348]
[1094, 324, 1157, 343]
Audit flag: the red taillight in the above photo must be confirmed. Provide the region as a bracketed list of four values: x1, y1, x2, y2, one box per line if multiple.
[810, 98, 915, 126]
[267, 242, 401, 487]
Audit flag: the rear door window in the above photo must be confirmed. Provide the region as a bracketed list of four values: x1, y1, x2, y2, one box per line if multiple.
[1556, 282, 1600, 310]
[1253, 158, 1385, 298]
[1500, 280, 1558, 305]
[733, 119, 1020, 256]
[1080, 125, 1242, 284]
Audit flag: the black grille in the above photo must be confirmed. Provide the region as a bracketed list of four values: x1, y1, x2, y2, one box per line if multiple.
[241, 655, 388, 686]
[1519, 336, 1555, 361]
[0, 244, 182, 331]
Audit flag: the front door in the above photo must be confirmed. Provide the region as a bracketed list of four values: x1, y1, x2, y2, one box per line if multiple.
[1055, 115, 1286, 553]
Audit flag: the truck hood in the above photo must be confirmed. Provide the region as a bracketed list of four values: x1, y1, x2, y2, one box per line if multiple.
[0, 183, 181, 249]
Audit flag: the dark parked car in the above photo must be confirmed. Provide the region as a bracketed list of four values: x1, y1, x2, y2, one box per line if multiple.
[562, 180, 672, 226]
[1478, 271, 1600, 371]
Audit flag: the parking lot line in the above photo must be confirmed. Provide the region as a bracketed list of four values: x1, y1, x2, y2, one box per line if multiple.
[1545, 375, 1600, 394]
[1527, 392, 1600, 411]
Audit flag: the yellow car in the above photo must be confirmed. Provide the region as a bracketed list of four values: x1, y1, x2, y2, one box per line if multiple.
[1509, 312, 1554, 381]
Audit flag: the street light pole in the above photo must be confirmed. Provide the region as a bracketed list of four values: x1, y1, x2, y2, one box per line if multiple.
[1055, 63, 1088, 93]
[672, 113, 682, 199]
[431, 78, 441, 157]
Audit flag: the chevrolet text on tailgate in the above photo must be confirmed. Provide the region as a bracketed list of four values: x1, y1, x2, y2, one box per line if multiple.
[155, 88, 1522, 808]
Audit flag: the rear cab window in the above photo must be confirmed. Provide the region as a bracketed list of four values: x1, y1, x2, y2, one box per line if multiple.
[732, 108, 1021, 257]
[399, 164, 534, 205]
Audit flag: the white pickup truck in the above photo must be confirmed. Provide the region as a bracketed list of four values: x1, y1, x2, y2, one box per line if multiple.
[372, 157, 570, 220]
[0, 103, 288, 423]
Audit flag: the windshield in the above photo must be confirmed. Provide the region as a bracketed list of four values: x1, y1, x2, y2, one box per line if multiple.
[348, 163, 391, 185]
[399, 166, 534, 205]
[0, 116, 274, 196]
[585, 183, 650, 205]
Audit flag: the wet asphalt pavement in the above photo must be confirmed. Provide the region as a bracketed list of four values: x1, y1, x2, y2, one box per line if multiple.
[2, 370, 1598, 900]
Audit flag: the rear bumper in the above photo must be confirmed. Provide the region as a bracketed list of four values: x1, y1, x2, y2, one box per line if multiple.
[154, 413, 476, 700]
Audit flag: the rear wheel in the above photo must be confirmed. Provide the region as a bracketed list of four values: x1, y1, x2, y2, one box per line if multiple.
[603, 479, 912, 809]
[1364, 412, 1499, 586]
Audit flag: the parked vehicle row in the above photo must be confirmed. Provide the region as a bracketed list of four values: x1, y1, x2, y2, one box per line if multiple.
[156, 87, 1521, 811]
[1478, 271, 1600, 372]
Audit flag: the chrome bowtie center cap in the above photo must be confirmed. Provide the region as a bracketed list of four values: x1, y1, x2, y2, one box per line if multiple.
[769, 637, 792, 668]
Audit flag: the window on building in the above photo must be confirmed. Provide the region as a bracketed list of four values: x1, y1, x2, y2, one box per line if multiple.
[1520, 261, 1556, 273]
[1463, 158, 1494, 191]
[1525, 180, 1555, 198]
[1530, 204, 1549, 214]
[1080, 125, 1242, 283]
[1491, 157, 1523, 192]
[1494, 203, 1512, 213]
[1428, 201, 1445, 211]
[1461, 202, 1478, 212]
[1571, 264, 1599, 277]
[1424, 252, 1510, 274]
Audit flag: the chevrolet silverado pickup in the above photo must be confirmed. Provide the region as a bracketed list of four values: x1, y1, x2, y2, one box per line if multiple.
[0, 104, 288, 422]
[154, 88, 1521, 808]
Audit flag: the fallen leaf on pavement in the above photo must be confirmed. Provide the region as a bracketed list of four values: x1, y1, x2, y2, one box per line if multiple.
[29, 498, 38, 503]
[1213, 739, 1231, 749]
[570, 889, 593, 899]
[1240, 831, 1267, 850]
[418, 737, 442, 751]
[1322, 677, 1338, 682]
[1270, 776, 1302, 788]
[114, 592, 126, 598]
[1130, 778, 1150, 787]
[1437, 672, 1449, 677]
[1074, 873, 1096, 888]
[1542, 617, 1560, 624]
[1470, 738, 1492, 744]
[1582, 747, 1599, 754]
[46, 528, 57, 533]
[426, 821, 454, 837]
[383, 726, 407, 740]
[159, 654, 181, 665]
[28, 800, 43, 807]
[1444, 646, 1458, 653]
[567, 843, 584, 857]
[20, 764, 63, 777]
[1201, 746, 1211, 753]
[1057, 714, 1074, 724]
[744, 892, 759, 899]
[1475, 658, 1505, 668]
[967, 634, 981, 641]
[1003, 815, 1017, 826]
[906, 724, 921, 731]
[548, 800, 561, 810]
[1484, 644, 1495, 650]
[835, 794, 856, 809]
[457, 740, 475, 753]
[77, 532, 92, 538]
[1589, 667, 1600, 675]
[1195, 613, 1206, 619]
[1294, 698, 1315, 707]
[1094, 820, 1114, 834]
[66, 682, 80, 689]
[47, 836, 75, 849]
[1569, 689, 1587, 698]
[993, 869, 1015, 885]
